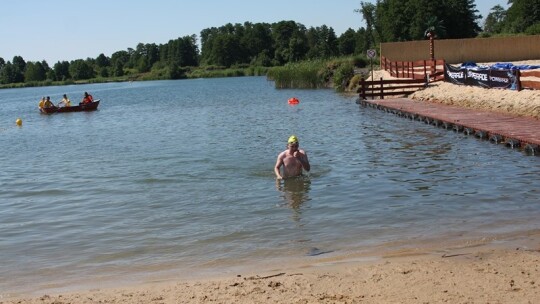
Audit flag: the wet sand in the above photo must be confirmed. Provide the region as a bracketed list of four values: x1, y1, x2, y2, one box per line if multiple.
[3, 233, 540, 303]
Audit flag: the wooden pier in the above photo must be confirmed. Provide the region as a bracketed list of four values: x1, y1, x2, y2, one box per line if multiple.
[357, 98, 540, 154]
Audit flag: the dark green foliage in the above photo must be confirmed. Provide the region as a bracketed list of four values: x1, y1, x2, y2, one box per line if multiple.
[99, 67, 109, 78]
[358, 0, 481, 43]
[424, 16, 446, 39]
[483, 5, 506, 34]
[306, 25, 339, 59]
[525, 22, 540, 34]
[501, 0, 540, 34]
[355, 2, 377, 47]
[167, 62, 187, 79]
[12, 56, 26, 74]
[95, 53, 110, 67]
[24, 61, 47, 82]
[53, 61, 71, 81]
[338, 28, 358, 55]
[333, 62, 355, 92]
[0, 62, 20, 84]
[69, 59, 95, 80]
[351, 56, 368, 68]
[483, 0, 539, 35]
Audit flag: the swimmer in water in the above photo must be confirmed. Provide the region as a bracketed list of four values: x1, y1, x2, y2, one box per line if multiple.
[274, 135, 310, 180]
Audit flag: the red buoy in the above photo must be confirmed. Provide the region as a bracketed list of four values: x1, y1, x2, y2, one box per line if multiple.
[288, 97, 299, 105]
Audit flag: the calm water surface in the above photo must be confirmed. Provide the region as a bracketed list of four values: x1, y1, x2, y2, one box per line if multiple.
[1, 77, 539, 296]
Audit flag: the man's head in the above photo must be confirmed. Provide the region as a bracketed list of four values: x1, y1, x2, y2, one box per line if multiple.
[287, 135, 299, 149]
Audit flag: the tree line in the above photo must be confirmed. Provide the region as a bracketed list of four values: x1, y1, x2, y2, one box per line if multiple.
[1, 0, 537, 86]
[483, 0, 540, 36]
[0, 20, 370, 85]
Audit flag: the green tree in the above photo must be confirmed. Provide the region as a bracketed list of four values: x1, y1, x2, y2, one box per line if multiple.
[161, 35, 199, 67]
[137, 56, 150, 73]
[484, 5, 507, 33]
[376, 0, 411, 41]
[361, 0, 481, 42]
[167, 62, 186, 79]
[178, 35, 199, 66]
[200, 23, 248, 67]
[69, 59, 95, 80]
[250, 49, 273, 66]
[307, 25, 339, 59]
[338, 28, 358, 55]
[355, 2, 378, 47]
[502, 0, 540, 33]
[10, 56, 26, 83]
[406, 0, 447, 40]
[272, 21, 305, 65]
[441, 0, 482, 38]
[241, 22, 274, 63]
[354, 28, 370, 55]
[110, 50, 129, 75]
[0, 62, 21, 84]
[113, 60, 124, 77]
[129, 43, 156, 72]
[95, 53, 111, 68]
[24, 61, 47, 81]
[99, 67, 109, 77]
[53, 61, 71, 81]
[12, 56, 26, 73]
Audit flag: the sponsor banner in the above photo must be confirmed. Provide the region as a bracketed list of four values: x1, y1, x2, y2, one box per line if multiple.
[489, 69, 518, 90]
[444, 64, 518, 90]
[465, 69, 490, 88]
[444, 64, 466, 85]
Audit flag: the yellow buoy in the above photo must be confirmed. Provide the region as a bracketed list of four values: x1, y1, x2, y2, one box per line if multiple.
[16, 118, 22, 126]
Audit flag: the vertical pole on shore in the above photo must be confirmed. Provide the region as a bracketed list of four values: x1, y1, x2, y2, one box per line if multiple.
[370, 57, 374, 85]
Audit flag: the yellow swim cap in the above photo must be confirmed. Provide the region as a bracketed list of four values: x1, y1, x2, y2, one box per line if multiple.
[288, 135, 298, 144]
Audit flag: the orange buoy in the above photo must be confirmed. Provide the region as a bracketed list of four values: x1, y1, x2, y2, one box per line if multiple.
[288, 97, 299, 105]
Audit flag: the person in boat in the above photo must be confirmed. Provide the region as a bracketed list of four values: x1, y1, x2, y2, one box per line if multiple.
[274, 135, 310, 180]
[81, 92, 94, 105]
[43, 96, 55, 108]
[38, 96, 46, 109]
[58, 94, 71, 107]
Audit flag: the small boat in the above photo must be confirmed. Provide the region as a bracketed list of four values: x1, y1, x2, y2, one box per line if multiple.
[40, 100, 100, 114]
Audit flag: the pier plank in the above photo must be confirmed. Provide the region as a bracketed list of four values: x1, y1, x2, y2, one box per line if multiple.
[358, 98, 540, 149]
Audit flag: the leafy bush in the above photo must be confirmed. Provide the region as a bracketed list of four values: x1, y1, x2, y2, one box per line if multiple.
[352, 56, 368, 68]
[525, 23, 540, 35]
[332, 63, 355, 92]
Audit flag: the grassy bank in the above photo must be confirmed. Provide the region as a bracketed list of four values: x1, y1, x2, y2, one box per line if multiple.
[0, 56, 372, 92]
[266, 56, 371, 91]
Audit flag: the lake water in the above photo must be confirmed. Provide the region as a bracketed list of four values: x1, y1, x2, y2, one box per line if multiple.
[1, 77, 539, 297]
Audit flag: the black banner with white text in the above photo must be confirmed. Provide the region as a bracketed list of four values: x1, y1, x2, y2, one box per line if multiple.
[444, 64, 518, 90]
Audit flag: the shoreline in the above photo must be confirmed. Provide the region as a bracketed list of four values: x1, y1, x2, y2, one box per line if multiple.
[3, 229, 540, 303]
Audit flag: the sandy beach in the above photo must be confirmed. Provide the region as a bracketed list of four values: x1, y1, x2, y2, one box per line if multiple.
[375, 60, 540, 119]
[3, 62, 540, 304]
[3, 233, 540, 304]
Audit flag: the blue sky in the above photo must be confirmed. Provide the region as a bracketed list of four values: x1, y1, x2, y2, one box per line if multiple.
[0, 0, 507, 64]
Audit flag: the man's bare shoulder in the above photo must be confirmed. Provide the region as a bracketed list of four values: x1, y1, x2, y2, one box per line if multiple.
[277, 150, 288, 159]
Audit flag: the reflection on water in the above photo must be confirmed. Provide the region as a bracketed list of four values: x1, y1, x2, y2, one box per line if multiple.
[276, 176, 311, 222]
